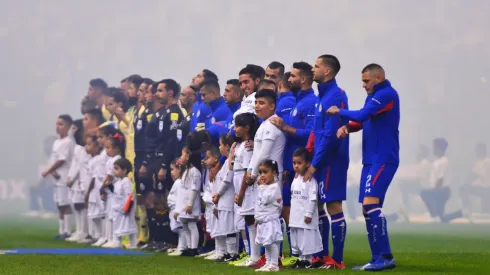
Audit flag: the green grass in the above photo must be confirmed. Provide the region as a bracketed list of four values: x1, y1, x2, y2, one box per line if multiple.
[0, 218, 489, 274]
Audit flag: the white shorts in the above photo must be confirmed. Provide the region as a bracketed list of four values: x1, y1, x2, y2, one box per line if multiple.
[170, 210, 183, 232]
[234, 205, 245, 231]
[256, 219, 283, 247]
[216, 210, 236, 237]
[239, 184, 257, 216]
[71, 190, 85, 204]
[87, 202, 105, 219]
[54, 186, 72, 206]
[290, 227, 323, 255]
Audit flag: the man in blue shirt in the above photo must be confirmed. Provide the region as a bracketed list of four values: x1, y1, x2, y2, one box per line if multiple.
[199, 79, 232, 145]
[305, 55, 349, 269]
[275, 72, 296, 121]
[190, 69, 218, 132]
[327, 63, 399, 271]
[265, 61, 285, 86]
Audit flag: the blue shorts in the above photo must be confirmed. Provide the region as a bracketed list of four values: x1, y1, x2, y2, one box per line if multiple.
[282, 170, 295, 207]
[358, 162, 398, 207]
[315, 163, 348, 204]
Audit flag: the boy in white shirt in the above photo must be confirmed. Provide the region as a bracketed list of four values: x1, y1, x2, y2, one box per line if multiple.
[42, 114, 75, 239]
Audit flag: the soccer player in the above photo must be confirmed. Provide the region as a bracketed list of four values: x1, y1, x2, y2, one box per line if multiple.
[257, 79, 277, 93]
[235, 64, 264, 117]
[264, 61, 285, 86]
[190, 69, 218, 131]
[86, 78, 110, 121]
[306, 54, 349, 269]
[199, 79, 232, 145]
[327, 63, 398, 271]
[223, 79, 243, 119]
[274, 72, 296, 121]
[42, 114, 75, 239]
[270, 62, 317, 265]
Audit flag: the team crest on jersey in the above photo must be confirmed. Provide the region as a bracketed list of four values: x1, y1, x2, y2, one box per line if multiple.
[292, 108, 298, 117]
[159, 121, 164, 132]
[211, 117, 216, 124]
[177, 129, 183, 141]
[136, 119, 142, 131]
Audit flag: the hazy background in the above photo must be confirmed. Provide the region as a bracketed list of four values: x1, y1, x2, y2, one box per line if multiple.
[1, 0, 489, 219]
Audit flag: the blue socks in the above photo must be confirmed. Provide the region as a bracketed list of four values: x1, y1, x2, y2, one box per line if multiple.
[364, 204, 392, 258]
[314, 209, 330, 258]
[330, 212, 347, 263]
[238, 234, 245, 253]
[364, 213, 379, 262]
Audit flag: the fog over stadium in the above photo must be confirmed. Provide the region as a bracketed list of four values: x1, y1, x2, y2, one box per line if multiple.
[1, 0, 489, 229]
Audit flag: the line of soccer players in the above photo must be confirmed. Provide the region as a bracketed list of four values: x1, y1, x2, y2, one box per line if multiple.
[41, 54, 400, 272]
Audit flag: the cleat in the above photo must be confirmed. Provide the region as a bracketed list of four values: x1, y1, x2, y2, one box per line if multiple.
[250, 255, 267, 269]
[226, 254, 240, 262]
[198, 249, 215, 258]
[215, 254, 231, 263]
[288, 260, 305, 269]
[181, 248, 199, 257]
[310, 256, 324, 268]
[168, 249, 184, 256]
[235, 257, 258, 267]
[281, 256, 299, 267]
[230, 254, 250, 266]
[92, 238, 107, 247]
[321, 256, 345, 270]
[364, 256, 396, 271]
[255, 264, 279, 272]
[204, 252, 220, 260]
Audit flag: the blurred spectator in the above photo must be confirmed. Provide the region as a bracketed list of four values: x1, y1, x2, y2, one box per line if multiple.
[459, 143, 490, 214]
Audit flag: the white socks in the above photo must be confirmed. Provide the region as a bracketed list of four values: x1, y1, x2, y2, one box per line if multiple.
[183, 221, 199, 249]
[80, 209, 88, 236]
[59, 219, 65, 235]
[92, 218, 102, 239]
[105, 219, 113, 242]
[247, 225, 260, 262]
[265, 243, 279, 266]
[227, 235, 238, 255]
[216, 236, 226, 256]
[177, 228, 187, 251]
[64, 214, 72, 234]
[242, 230, 250, 254]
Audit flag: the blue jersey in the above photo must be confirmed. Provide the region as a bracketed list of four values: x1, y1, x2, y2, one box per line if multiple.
[311, 79, 350, 169]
[348, 95, 375, 165]
[283, 89, 316, 172]
[276, 91, 296, 121]
[190, 92, 211, 132]
[339, 80, 399, 164]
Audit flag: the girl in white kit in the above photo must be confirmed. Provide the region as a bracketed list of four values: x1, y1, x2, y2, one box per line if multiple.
[167, 159, 187, 256]
[174, 146, 202, 257]
[254, 159, 283, 272]
[233, 112, 260, 266]
[212, 134, 240, 262]
[112, 157, 137, 248]
[85, 135, 105, 244]
[66, 119, 89, 242]
[101, 131, 125, 248]
[288, 148, 322, 269]
[202, 147, 220, 260]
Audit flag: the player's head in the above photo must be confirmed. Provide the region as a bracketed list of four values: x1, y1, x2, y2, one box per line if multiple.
[265, 61, 285, 85]
[88, 78, 108, 100]
[146, 82, 158, 105]
[254, 89, 277, 120]
[85, 135, 102, 156]
[219, 133, 235, 157]
[200, 79, 221, 105]
[239, 64, 264, 96]
[205, 147, 221, 169]
[293, 148, 312, 175]
[257, 79, 277, 93]
[83, 108, 105, 133]
[127, 75, 143, 106]
[97, 124, 117, 148]
[313, 54, 341, 83]
[278, 72, 292, 93]
[72, 119, 85, 146]
[137, 78, 153, 105]
[157, 79, 181, 104]
[258, 159, 279, 185]
[289, 61, 313, 92]
[234, 112, 260, 141]
[170, 158, 185, 180]
[57, 114, 73, 137]
[476, 143, 487, 159]
[433, 137, 448, 157]
[106, 130, 126, 158]
[80, 95, 97, 114]
[106, 87, 129, 114]
[113, 157, 132, 178]
[121, 74, 141, 92]
[361, 63, 386, 94]
[191, 69, 218, 90]
[224, 79, 243, 105]
[180, 85, 197, 109]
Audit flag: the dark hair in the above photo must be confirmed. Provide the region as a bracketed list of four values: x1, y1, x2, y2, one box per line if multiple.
[207, 146, 221, 159]
[267, 61, 285, 76]
[86, 134, 99, 146]
[114, 157, 132, 174]
[280, 72, 292, 90]
[259, 159, 279, 174]
[107, 130, 126, 158]
[203, 69, 218, 82]
[89, 78, 108, 90]
[292, 61, 313, 79]
[170, 158, 186, 176]
[58, 114, 73, 126]
[293, 148, 312, 163]
[361, 63, 384, 73]
[255, 89, 277, 108]
[234, 113, 260, 140]
[73, 119, 84, 146]
[258, 79, 277, 92]
[239, 64, 263, 81]
[107, 87, 129, 112]
[220, 133, 235, 148]
[142, 78, 154, 85]
[433, 137, 448, 152]
[100, 125, 118, 137]
[125, 74, 142, 83]
[150, 82, 158, 94]
[130, 75, 144, 88]
[81, 95, 97, 114]
[84, 108, 105, 126]
[159, 79, 181, 99]
[318, 54, 341, 76]
[201, 79, 220, 93]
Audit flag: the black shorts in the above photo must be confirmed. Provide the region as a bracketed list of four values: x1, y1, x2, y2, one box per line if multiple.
[134, 153, 145, 195]
[139, 157, 173, 194]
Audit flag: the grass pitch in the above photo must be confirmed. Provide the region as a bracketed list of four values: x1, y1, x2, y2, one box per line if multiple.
[0, 218, 489, 274]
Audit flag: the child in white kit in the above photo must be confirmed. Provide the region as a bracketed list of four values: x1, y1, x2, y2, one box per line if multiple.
[288, 148, 322, 269]
[202, 147, 221, 260]
[174, 146, 202, 257]
[112, 157, 137, 248]
[100, 131, 124, 248]
[66, 119, 90, 242]
[254, 159, 283, 272]
[85, 135, 105, 244]
[212, 134, 240, 262]
[167, 159, 187, 256]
